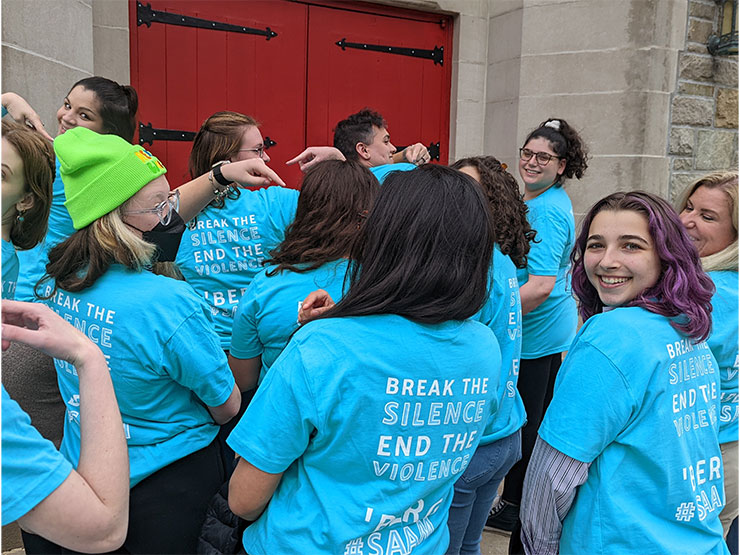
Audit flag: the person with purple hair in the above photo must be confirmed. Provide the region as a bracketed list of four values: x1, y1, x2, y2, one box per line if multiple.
[519, 191, 727, 554]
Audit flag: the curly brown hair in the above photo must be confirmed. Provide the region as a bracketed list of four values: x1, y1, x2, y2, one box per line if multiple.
[451, 156, 535, 268]
[523, 118, 588, 185]
[266, 160, 379, 275]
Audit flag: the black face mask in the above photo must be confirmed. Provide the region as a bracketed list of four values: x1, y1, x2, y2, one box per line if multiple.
[141, 210, 186, 262]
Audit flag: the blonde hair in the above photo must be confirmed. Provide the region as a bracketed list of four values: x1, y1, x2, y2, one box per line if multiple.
[675, 171, 738, 272]
[39, 206, 156, 296]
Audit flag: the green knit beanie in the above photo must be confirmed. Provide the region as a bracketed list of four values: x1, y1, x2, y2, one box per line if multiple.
[54, 127, 167, 229]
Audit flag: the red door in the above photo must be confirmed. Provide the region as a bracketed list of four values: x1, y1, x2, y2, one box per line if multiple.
[130, 0, 452, 189]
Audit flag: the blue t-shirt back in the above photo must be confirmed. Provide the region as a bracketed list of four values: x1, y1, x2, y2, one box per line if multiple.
[708, 270, 739, 444]
[228, 315, 501, 554]
[40, 266, 235, 486]
[2, 386, 73, 524]
[516, 186, 577, 358]
[2, 239, 19, 299]
[176, 186, 299, 348]
[474, 247, 526, 444]
[370, 162, 416, 184]
[540, 307, 726, 554]
[16, 158, 74, 302]
[230, 259, 349, 381]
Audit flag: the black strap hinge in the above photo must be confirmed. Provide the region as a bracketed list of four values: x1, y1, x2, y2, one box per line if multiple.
[336, 38, 442, 66]
[137, 2, 277, 40]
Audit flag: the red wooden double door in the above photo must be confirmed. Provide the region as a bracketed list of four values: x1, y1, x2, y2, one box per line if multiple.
[129, 0, 454, 188]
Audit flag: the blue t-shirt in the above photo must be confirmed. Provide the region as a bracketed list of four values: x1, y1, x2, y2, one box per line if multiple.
[474, 247, 526, 444]
[15, 158, 74, 302]
[708, 271, 739, 444]
[176, 187, 299, 348]
[540, 307, 726, 554]
[2, 239, 19, 299]
[230, 259, 349, 381]
[2, 386, 73, 524]
[39, 265, 235, 487]
[516, 186, 577, 358]
[370, 162, 416, 184]
[228, 315, 501, 554]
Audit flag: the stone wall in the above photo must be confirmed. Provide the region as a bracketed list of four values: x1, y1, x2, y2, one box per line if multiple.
[669, 0, 739, 200]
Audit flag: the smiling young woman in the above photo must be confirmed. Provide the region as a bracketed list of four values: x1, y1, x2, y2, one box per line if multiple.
[520, 191, 725, 554]
[676, 172, 739, 541]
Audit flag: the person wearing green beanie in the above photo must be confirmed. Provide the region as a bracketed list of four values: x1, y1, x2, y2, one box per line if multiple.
[26, 127, 242, 555]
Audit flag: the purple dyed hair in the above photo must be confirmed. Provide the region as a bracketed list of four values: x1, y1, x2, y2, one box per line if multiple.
[570, 191, 715, 342]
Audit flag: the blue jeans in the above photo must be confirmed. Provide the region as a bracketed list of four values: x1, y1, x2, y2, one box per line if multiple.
[445, 429, 522, 555]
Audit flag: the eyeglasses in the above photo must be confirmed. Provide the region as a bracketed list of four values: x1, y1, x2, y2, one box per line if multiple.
[519, 148, 560, 165]
[238, 146, 266, 159]
[124, 189, 180, 226]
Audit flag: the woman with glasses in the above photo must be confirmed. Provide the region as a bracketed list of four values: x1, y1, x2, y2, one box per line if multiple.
[26, 127, 241, 555]
[177, 111, 301, 351]
[487, 118, 588, 540]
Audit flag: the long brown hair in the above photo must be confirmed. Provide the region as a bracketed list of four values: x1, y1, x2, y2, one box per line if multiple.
[451, 156, 535, 268]
[2, 120, 55, 250]
[266, 161, 379, 275]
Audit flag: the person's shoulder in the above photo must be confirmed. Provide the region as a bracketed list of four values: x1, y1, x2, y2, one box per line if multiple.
[578, 307, 674, 349]
[259, 185, 299, 203]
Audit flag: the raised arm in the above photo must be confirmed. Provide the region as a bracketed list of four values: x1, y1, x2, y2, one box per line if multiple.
[175, 158, 286, 222]
[1, 92, 53, 141]
[2, 301, 129, 553]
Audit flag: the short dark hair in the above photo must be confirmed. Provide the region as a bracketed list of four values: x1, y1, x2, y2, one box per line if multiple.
[571, 191, 714, 341]
[451, 156, 535, 268]
[266, 160, 379, 275]
[333, 108, 387, 162]
[70, 77, 138, 143]
[315, 165, 495, 324]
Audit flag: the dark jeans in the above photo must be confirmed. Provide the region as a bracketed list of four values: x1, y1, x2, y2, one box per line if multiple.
[22, 438, 225, 555]
[501, 353, 562, 506]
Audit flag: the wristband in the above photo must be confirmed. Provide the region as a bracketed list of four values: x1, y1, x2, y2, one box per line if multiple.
[211, 160, 232, 187]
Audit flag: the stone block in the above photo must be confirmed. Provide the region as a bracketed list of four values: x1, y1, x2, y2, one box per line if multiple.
[1, 46, 90, 132]
[483, 99, 519, 161]
[2, 0, 93, 73]
[456, 61, 487, 103]
[688, 18, 713, 44]
[453, 100, 486, 157]
[457, 15, 489, 63]
[679, 53, 714, 81]
[487, 58, 520, 103]
[671, 97, 714, 126]
[669, 128, 695, 155]
[671, 173, 698, 197]
[689, 1, 716, 20]
[687, 43, 709, 54]
[673, 157, 693, 171]
[488, 8, 523, 63]
[92, 0, 128, 28]
[677, 82, 714, 96]
[488, 0, 523, 18]
[518, 47, 676, 96]
[517, 90, 670, 156]
[714, 58, 739, 87]
[696, 130, 738, 170]
[93, 26, 130, 84]
[716, 88, 738, 129]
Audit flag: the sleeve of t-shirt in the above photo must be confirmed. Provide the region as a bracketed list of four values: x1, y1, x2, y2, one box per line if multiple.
[162, 304, 235, 408]
[229, 279, 264, 360]
[227, 339, 317, 474]
[526, 204, 570, 277]
[538, 339, 637, 463]
[264, 187, 299, 242]
[2, 388, 73, 525]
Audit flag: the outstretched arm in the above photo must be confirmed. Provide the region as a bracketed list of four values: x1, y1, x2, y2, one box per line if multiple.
[286, 146, 345, 173]
[175, 158, 287, 222]
[3, 301, 129, 553]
